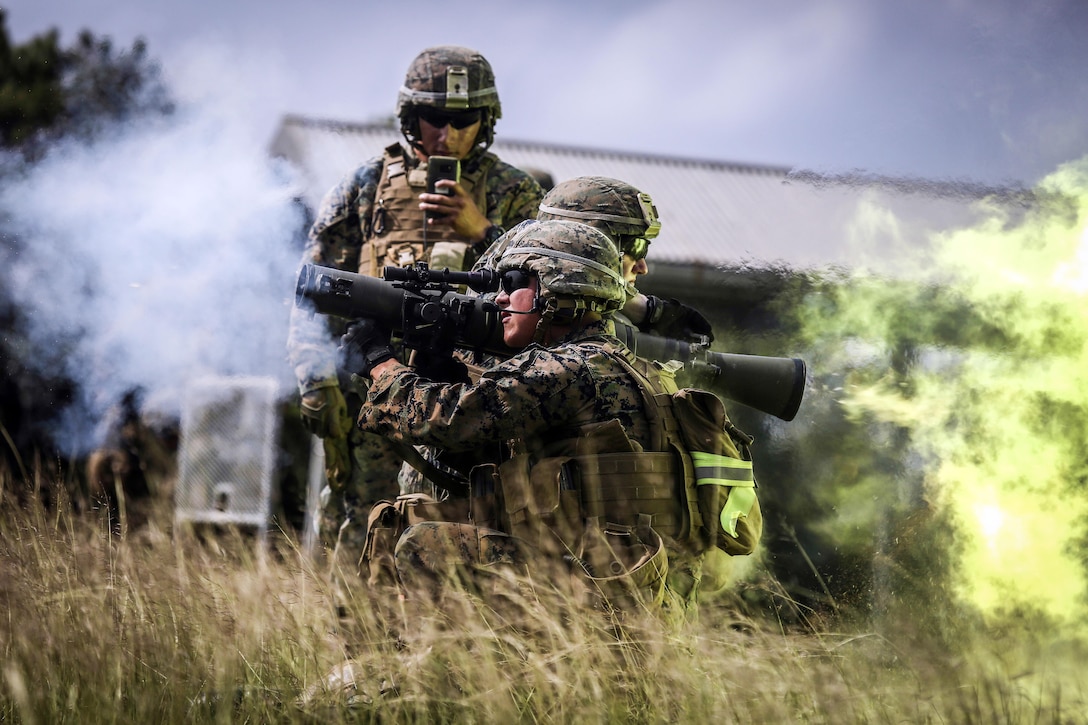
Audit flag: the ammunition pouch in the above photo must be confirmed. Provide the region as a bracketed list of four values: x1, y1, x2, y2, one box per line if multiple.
[575, 515, 668, 611]
[492, 451, 670, 610]
[494, 448, 693, 550]
[363, 239, 471, 279]
[468, 462, 503, 530]
[496, 453, 583, 557]
[491, 445, 679, 611]
[560, 451, 688, 538]
[359, 492, 470, 587]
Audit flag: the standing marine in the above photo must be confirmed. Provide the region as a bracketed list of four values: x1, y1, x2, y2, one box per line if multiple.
[286, 45, 544, 559]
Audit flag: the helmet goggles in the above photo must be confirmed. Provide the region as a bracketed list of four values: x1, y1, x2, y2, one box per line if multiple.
[500, 269, 535, 295]
[622, 237, 651, 261]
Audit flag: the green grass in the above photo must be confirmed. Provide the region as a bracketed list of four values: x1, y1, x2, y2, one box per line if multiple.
[0, 481, 1084, 724]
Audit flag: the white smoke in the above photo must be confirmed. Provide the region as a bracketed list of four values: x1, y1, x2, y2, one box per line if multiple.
[0, 59, 307, 454]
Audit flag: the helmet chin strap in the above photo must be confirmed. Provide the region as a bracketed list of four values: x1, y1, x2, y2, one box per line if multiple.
[532, 302, 557, 345]
[498, 288, 544, 315]
[532, 298, 587, 345]
[401, 114, 425, 157]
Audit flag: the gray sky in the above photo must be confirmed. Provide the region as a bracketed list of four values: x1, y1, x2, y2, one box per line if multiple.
[7, 0, 1088, 186]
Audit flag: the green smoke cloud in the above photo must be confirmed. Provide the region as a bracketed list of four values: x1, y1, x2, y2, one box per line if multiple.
[791, 158, 1088, 626]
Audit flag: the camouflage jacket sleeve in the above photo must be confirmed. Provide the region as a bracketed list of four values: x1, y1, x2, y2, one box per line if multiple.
[285, 158, 383, 393]
[358, 333, 650, 452]
[483, 158, 544, 232]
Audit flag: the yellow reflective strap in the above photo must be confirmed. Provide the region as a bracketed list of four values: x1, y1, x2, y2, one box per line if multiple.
[691, 451, 753, 485]
[690, 452, 756, 538]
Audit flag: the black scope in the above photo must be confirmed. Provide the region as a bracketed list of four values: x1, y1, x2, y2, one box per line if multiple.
[383, 263, 499, 293]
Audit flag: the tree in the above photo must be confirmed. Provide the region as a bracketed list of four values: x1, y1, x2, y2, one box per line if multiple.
[0, 11, 174, 483]
[0, 10, 63, 147]
[0, 9, 173, 152]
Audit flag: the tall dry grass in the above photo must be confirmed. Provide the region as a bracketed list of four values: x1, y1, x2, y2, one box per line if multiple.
[0, 475, 1084, 724]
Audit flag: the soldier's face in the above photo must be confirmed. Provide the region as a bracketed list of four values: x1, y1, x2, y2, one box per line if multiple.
[621, 253, 649, 284]
[497, 273, 541, 348]
[417, 115, 482, 160]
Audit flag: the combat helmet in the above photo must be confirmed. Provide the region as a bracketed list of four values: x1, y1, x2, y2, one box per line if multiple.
[494, 219, 626, 330]
[396, 45, 502, 155]
[537, 176, 661, 257]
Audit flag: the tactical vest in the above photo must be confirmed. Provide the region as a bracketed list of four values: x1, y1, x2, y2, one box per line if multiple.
[472, 340, 760, 559]
[359, 144, 496, 277]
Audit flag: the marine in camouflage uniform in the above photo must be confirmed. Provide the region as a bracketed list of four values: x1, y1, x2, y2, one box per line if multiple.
[342, 219, 711, 613]
[532, 175, 714, 344]
[286, 46, 543, 560]
[406, 177, 717, 507]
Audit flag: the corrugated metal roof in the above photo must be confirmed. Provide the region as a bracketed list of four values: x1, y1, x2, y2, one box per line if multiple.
[270, 114, 995, 272]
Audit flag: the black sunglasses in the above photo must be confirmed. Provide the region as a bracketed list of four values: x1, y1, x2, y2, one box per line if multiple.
[500, 269, 535, 295]
[416, 107, 482, 130]
[622, 237, 650, 261]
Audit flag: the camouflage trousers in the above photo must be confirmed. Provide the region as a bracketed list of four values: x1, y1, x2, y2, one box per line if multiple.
[364, 506, 673, 616]
[393, 521, 531, 592]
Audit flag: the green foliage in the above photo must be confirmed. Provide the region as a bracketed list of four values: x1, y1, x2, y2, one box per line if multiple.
[0, 10, 63, 147]
[56, 30, 173, 143]
[0, 9, 173, 153]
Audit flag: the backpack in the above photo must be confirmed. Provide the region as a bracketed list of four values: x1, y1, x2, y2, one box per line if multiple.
[602, 345, 762, 557]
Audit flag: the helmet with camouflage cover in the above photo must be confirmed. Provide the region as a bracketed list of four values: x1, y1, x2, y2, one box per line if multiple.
[396, 45, 502, 153]
[537, 176, 661, 244]
[494, 219, 626, 316]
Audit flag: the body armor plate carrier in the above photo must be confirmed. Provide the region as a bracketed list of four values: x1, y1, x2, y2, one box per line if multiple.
[361, 144, 496, 276]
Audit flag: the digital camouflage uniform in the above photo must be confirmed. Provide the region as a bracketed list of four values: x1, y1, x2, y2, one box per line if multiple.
[361, 320, 654, 456]
[286, 45, 543, 561]
[354, 221, 706, 614]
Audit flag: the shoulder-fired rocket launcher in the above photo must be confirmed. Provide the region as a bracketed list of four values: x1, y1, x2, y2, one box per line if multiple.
[294, 263, 807, 421]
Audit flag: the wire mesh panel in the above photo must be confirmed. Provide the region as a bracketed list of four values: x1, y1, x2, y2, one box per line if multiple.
[175, 376, 280, 541]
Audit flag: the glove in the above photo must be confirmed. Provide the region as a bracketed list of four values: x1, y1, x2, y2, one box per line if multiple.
[321, 434, 352, 493]
[339, 317, 395, 377]
[642, 296, 714, 344]
[300, 385, 350, 438]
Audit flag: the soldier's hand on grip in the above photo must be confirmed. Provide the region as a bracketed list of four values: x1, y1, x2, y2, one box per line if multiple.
[643, 296, 715, 344]
[339, 318, 396, 377]
[300, 386, 350, 439]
